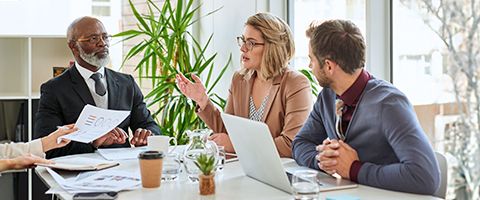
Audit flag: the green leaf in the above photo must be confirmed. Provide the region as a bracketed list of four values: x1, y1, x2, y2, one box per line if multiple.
[175, 0, 184, 28]
[113, 29, 143, 38]
[147, 0, 162, 13]
[207, 54, 232, 94]
[195, 153, 216, 175]
[188, 5, 223, 26]
[210, 93, 226, 108]
[199, 53, 217, 74]
[146, 2, 157, 33]
[129, 0, 151, 34]
[299, 69, 320, 95]
[193, 34, 214, 72]
[123, 41, 147, 65]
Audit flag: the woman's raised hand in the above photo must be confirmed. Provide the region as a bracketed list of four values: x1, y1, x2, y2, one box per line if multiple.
[176, 73, 209, 109]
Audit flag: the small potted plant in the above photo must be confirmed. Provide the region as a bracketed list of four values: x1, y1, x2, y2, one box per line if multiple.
[195, 153, 216, 195]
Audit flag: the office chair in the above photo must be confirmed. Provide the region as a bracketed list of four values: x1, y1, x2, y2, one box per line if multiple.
[434, 152, 447, 199]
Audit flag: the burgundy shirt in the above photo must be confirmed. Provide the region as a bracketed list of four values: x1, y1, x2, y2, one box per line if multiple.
[337, 69, 370, 182]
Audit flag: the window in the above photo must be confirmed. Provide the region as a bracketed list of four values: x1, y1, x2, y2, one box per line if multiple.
[92, 0, 111, 17]
[392, 0, 452, 106]
[288, 0, 366, 70]
[393, 0, 480, 199]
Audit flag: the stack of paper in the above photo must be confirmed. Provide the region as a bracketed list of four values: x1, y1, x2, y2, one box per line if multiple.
[47, 168, 141, 194]
[97, 145, 186, 161]
[97, 147, 148, 160]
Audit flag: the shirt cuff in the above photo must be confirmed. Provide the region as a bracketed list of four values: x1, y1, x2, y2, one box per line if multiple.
[91, 142, 99, 150]
[29, 139, 46, 158]
[349, 160, 362, 183]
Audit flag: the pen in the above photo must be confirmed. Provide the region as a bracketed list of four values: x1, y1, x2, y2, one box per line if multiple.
[56, 126, 71, 130]
[225, 152, 237, 157]
[225, 157, 239, 163]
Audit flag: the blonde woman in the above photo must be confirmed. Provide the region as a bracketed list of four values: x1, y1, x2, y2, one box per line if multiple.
[0, 125, 77, 172]
[176, 12, 312, 157]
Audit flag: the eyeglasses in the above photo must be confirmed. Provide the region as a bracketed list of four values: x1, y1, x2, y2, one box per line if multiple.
[236, 36, 265, 51]
[77, 34, 112, 44]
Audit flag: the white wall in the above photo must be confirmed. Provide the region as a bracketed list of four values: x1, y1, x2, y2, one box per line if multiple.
[0, 0, 121, 35]
[0, 0, 123, 70]
[0, 0, 74, 36]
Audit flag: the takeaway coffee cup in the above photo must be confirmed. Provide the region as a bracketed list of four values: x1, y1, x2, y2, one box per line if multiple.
[138, 151, 164, 188]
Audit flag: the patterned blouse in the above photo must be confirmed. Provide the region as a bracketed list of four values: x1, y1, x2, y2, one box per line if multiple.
[249, 95, 270, 121]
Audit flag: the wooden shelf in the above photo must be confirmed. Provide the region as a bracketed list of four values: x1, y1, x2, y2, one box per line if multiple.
[0, 96, 29, 100]
[0, 36, 72, 146]
[0, 38, 28, 97]
[31, 38, 73, 94]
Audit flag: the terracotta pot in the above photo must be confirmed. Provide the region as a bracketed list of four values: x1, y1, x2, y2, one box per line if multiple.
[199, 173, 215, 195]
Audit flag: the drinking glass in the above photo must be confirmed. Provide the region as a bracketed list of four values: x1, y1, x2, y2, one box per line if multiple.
[162, 152, 181, 181]
[291, 170, 320, 200]
[184, 149, 204, 182]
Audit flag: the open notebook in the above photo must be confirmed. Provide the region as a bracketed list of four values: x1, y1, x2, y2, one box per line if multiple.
[36, 156, 119, 171]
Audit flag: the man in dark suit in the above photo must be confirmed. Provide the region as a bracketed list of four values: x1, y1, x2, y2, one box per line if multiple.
[34, 16, 160, 158]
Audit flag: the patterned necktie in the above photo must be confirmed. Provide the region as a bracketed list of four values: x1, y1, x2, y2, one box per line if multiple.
[90, 73, 106, 96]
[335, 99, 345, 140]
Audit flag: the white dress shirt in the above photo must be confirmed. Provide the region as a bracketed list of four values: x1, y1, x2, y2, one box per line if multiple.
[75, 62, 109, 109]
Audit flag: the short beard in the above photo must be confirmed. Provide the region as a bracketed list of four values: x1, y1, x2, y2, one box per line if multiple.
[316, 64, 332, 88]
[77, 43, 110, 68]
[318, 75, 332, 88]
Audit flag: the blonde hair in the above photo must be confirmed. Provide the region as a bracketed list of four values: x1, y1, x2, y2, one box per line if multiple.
[239, 12, 295, 80]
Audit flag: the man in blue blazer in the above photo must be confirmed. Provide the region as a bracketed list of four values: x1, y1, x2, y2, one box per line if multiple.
[292, 19, 440, 195]
[34, 16, 160, 158]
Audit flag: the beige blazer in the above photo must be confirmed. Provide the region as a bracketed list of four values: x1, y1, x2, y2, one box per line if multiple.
[197, 69, 312, 157]
[0, 139, 45, 159]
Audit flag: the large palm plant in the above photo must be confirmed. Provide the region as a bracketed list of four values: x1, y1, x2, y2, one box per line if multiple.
[115, 0, 231, 144]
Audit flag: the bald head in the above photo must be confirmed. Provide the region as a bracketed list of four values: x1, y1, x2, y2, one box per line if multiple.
[67, 16, 105, 43]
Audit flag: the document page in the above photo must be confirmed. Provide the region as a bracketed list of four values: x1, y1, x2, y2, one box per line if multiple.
[97, 147, 148, 160]
[59, 105, 130, 143]
[46, 168, 140, 194]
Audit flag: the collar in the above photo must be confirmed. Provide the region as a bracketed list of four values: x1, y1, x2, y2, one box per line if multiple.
[338, 69, 370, 106]
[75, 61, 105, 81]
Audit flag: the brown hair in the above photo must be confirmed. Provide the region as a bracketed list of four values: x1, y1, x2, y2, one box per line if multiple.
[240, 12, 295, 80]
[306, 19, 365, 74]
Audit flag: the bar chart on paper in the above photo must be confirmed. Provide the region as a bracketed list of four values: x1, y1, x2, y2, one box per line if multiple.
[59, 105, 130, 143]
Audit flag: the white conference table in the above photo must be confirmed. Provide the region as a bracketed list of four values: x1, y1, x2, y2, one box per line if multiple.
[35, 151, 442, 200]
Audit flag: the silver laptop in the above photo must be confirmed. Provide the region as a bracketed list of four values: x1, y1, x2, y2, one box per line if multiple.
[220, 113, 358, 194]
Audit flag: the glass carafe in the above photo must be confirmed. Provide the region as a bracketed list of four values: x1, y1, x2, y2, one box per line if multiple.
[183, 129, 218, 182]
